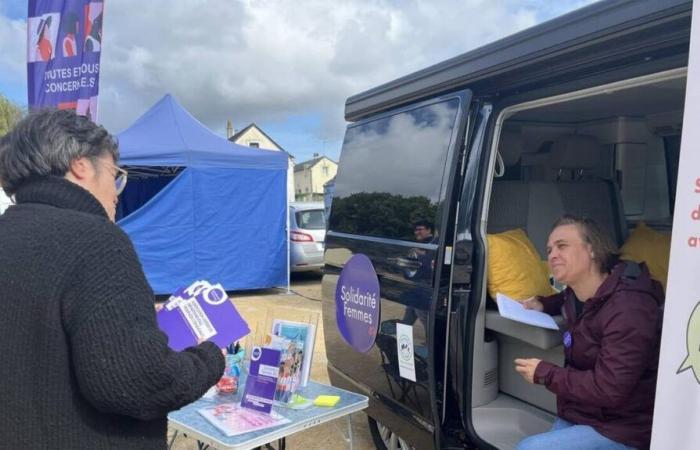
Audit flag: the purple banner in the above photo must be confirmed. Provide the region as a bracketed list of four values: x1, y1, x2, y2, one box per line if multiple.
[27, 0, 104, 121]
[335, 254, 381, 353]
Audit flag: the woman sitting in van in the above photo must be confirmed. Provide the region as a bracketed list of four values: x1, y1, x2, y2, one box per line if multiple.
[514, 215, 663, 450]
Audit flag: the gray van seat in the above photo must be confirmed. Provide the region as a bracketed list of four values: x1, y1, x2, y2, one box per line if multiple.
[521, 134, 604, 182]
[472, 393, 554, 450]
[486, 177, 626, 413]
[485, 310, 565, 350]
[488, 180, 625, 256]
[498, 336, 563, 413]
[488, 181, 564, 256]
[498, 128, 525, 166]
[549, 134, 602, 179]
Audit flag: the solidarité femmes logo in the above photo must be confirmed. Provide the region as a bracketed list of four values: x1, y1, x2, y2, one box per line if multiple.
[335, 254, 381, 353]
[339, 286, 377, 325]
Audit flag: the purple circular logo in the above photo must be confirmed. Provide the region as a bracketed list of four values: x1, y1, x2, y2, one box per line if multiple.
[335, 254, 381, 353]
[563, 331, 572, 348]
[204, 285, 227, 305]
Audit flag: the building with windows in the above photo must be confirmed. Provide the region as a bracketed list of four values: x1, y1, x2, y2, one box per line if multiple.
[294, 155, 338, 202]
[228, 122, 296, 201]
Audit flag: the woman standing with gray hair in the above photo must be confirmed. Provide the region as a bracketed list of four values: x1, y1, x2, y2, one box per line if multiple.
[0, 109, 224, 449]
[514, 215, 664, 450]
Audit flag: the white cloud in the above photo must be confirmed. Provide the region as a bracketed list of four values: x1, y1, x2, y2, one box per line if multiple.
[0, 0, 599, 154]
[0, 14, 27, 91]
[98, 0, 549, 136]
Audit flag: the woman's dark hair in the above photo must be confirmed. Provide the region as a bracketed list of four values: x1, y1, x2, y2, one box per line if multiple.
[551, 214, 620, 273]
[0, 109, 118, 195]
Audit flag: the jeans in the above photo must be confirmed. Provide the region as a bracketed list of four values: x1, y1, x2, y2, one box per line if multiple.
[516, 418, 637, 450]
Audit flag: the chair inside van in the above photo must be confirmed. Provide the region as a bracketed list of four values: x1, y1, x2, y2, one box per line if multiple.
[471, 131, 629, 448]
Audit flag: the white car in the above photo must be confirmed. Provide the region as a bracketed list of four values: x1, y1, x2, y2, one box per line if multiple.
[289, 202, 326, 272]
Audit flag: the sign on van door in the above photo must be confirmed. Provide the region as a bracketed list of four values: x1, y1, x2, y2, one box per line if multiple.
[650, 4, 700, 449]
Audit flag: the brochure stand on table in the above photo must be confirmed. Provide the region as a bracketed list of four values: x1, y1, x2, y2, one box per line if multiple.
[248, 306, 320, 389]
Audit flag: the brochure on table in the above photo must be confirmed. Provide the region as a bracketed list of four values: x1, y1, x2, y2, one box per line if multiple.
[272, 319, 316, 387]
[198, 403, 290, 437]
[157, 280, 250, 351]
[241, 346, 282, 414]
[263, 333, 304, 404]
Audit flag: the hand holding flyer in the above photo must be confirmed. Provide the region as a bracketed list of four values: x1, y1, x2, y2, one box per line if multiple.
[156, 280, 250, 351]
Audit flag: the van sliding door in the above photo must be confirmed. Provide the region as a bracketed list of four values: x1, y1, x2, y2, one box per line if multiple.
[447, 104, 493, 447]
[323, 90, 472, 450]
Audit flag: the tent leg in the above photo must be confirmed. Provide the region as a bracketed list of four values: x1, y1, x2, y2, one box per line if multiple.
[286, 170, 291, 295]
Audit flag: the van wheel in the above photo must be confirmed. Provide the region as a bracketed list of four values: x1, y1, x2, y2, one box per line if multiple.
[367, 416, 413, 450]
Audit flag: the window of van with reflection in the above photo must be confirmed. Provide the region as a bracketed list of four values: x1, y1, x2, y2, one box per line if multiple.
[326, 96, 462, 414]
[329, 97, 461, 243]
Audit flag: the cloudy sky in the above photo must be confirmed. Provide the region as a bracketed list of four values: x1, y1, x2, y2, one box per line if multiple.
[0, 0, 596, 162]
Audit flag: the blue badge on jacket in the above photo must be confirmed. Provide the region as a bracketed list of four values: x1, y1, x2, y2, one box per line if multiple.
[563, 331, 572, 348]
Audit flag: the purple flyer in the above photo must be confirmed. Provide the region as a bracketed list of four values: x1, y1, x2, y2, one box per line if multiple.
[241, 347, 282, 414]
[157, 281, 250, 351]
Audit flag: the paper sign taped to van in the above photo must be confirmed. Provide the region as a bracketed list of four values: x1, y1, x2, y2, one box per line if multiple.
[335, 254, 381, 352]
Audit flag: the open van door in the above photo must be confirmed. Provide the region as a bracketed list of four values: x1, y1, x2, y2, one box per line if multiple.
[650, 3, 700, 448]
[322, 90, 474, 449]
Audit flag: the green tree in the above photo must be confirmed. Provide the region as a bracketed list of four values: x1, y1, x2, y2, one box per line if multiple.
[329, 192, 439, 241]
[0, 94, 23, 137]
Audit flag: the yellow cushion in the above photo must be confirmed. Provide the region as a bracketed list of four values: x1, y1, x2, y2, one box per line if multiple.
[620, 222, 671, 289]
[487, 229, 555, 301]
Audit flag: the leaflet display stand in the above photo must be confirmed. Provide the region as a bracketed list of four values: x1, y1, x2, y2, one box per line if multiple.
[248, 307, 320, 388]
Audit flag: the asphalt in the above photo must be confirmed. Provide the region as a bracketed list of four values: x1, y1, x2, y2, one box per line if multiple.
[168, 271, 376, 450]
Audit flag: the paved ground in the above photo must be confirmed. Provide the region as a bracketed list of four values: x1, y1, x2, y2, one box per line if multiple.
[168, 271, 376, 450]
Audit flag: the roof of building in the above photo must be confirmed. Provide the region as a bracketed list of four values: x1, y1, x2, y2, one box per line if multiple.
[294, 156, 336, 172]
[228, 123, 295, 158]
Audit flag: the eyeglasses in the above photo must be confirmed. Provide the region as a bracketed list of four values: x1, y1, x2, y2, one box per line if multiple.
[97, 160, 128, 195]
[114, 165, 128, 195]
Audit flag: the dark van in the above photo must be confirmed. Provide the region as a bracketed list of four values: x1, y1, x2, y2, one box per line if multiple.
[321, 0, 692, 448]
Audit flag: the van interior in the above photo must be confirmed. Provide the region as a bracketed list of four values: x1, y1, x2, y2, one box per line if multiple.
[470, 69, 685, 449]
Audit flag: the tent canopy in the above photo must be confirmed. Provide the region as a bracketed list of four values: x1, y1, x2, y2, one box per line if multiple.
[118, 94, 288, 169]
[116, 94, 288, 295]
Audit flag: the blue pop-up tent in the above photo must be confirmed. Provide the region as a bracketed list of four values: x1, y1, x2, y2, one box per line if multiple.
[116, 94, 289, 294]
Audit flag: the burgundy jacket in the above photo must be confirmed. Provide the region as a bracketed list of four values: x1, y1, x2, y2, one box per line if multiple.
[534, 261, 663, 450]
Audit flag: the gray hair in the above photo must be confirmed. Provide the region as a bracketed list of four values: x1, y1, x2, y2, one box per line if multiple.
[0, 108, 118, 195]
[551, 214, 620, 273]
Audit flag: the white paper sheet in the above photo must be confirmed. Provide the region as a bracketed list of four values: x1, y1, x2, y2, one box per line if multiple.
[496, 293, 559, 330]
[396, 323, 417, 381]
[179, 297, 217, 340]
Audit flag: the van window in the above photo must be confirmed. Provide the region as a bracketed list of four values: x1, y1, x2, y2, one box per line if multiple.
[329, 97, 461, 241]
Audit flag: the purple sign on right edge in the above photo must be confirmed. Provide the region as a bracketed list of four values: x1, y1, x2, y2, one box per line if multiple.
[335, 254, 381, 353]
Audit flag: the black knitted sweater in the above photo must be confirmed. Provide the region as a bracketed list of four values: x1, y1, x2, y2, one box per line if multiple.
[0, 177, 224, 449]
